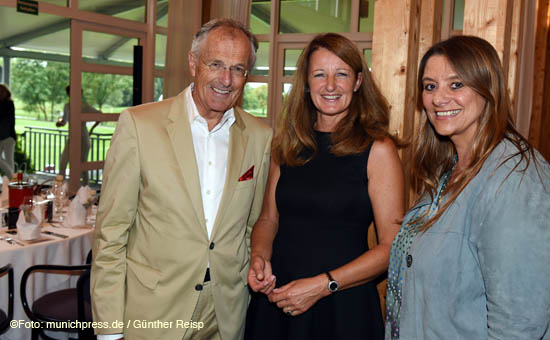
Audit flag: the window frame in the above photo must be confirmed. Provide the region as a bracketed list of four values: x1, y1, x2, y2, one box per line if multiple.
[248, 0, 374, 128]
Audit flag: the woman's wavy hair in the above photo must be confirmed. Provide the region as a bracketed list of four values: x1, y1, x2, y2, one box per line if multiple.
[413, 35, 534, 229]
[0, 84, 12, 102]
[272, 33, 394, 166]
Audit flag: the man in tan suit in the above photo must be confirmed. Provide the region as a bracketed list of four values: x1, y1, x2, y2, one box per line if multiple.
[91, 18, 272, 340]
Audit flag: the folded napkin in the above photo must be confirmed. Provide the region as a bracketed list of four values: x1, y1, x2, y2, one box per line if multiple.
[1, 176, 8, 208]
[66, 186, 94, 227]
[17, 204, 43, 241]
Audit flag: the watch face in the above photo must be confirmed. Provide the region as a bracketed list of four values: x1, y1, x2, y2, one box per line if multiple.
[329, 281, 339, 292]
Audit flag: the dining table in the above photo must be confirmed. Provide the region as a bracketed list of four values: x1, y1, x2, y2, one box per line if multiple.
[0, 207, 94, 340]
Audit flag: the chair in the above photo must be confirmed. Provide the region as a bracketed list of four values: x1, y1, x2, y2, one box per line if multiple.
[0, 264, 14, 335]
[20, 251, 95, 340]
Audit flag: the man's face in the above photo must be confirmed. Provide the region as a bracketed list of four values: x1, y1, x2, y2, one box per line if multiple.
[189, 27, 251, 119]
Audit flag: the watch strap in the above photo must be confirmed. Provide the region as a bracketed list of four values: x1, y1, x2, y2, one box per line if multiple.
[326, 271, 335, 282]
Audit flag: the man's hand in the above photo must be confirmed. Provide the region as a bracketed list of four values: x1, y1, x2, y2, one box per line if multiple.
[248, 254, 276, 294]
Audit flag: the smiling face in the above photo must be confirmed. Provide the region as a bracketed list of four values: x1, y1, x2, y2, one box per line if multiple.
[188, 27, 251, 120]
[421, 55, 487, 149]
[307, 48, 362, 124]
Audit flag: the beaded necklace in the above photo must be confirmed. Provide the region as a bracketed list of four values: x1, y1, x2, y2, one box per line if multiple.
[384, 168, 453, 340]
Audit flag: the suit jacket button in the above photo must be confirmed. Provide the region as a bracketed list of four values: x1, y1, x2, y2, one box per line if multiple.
[209, 242, 215, 250]
[195, 284, 203, 291]
[406, 254, 413, 267]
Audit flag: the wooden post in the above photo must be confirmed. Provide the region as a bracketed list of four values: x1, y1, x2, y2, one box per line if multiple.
[405, 0, 443, 204]
[506, 0, 525, 112]
[514, 0, 537, 138]
[207, 0, 251, 25]
[371, 0, 422, 316]
[529, 0, 550, 160]
[539, 34, 550, 161]
[163, 0, 202, 98]
[418, 0, 443, 59]
[142, 0, 156, 104]
[372, 0, 421, 142]
[372, 0, 421, 204]
[69, 19, 83, 194]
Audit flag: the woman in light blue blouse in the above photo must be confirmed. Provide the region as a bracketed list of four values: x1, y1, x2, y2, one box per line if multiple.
[385, 36, 550, 340]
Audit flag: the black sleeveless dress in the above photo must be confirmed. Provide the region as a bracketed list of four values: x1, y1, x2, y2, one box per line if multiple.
[244, 131, 384, 340]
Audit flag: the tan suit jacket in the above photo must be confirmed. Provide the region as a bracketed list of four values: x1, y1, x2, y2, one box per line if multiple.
[91, 88, 272, 340]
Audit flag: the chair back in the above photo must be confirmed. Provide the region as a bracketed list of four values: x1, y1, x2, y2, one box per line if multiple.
[0, 264, 14, 334]
[20, 259, 93, 339]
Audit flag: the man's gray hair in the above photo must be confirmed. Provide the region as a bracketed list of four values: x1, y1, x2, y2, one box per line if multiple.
[191, 18, 259, 70]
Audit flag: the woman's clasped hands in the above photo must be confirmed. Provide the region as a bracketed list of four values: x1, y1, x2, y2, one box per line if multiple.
[248, 255, 329, 317]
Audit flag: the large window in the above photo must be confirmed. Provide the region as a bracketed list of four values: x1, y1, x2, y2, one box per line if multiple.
[247, 0, 374, 125]
[279, 0, 352, 33]
[442, 0, 465, 39]
[0, 0, 167, 190]
[79, 0, 147, 22]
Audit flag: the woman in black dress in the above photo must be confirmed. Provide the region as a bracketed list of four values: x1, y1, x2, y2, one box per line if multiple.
[244, 33, 405, 340]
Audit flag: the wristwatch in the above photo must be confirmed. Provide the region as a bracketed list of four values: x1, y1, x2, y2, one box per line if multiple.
[325, 271, 339, 293]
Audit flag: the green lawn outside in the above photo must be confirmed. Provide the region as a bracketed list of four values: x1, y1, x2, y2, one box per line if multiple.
[13, 97, 129, 118]
[246, 108, 268, 118]
[15, 117, 116, 135]
[11, 99, 122, 180]
[12, 98, 64, 120]
[15, 117, 115, 173]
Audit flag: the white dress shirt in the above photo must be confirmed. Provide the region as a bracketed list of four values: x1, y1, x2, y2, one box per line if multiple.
[186, 84, 235, 239]
[97, 85, 235, 340]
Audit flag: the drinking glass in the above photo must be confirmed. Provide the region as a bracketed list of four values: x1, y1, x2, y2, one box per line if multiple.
[54, 188, 67, 222]
[20, 195, 34, 223]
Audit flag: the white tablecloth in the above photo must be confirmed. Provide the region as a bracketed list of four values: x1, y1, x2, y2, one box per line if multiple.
[0, 223, 93, 340]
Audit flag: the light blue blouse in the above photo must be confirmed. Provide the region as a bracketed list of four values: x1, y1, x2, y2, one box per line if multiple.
[386, 139, 550, 340]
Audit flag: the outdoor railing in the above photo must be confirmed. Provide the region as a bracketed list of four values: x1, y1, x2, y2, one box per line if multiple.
[20, 126, 112, 184]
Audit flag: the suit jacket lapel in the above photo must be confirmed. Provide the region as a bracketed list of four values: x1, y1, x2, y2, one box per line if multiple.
[165, 90, 207, 238]
[211, 109, 249, 239]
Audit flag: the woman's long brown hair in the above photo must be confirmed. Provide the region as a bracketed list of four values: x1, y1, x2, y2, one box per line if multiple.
[272, 33, 395, 166]
[412, 35, 534, 229]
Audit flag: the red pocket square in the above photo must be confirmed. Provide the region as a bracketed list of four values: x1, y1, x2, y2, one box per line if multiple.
[239, 166, 254, 181]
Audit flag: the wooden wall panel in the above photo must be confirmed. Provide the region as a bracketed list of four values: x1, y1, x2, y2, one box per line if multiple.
[405, 0, 443, 204]
[372, 0, 421, 140]
[163, 0, 202, 98]
[372, 0, 422, 206]
[540, 38, 550, 160]
[372, 0, 421, 317]
[506, 0, 525, 112]
[205, 0, 250, 24]
[463, 0, 514, 77]
[515, 0, 537, 137]
[419, 0, 443, 59]
[529, 0, 550, 158]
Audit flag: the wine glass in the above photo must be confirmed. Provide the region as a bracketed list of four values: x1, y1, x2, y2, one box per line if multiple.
[54, 188, 67, 222]
[21, 195, 34, 223]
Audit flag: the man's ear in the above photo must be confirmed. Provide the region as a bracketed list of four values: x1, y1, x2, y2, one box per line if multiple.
[189, 52, 197, 78]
